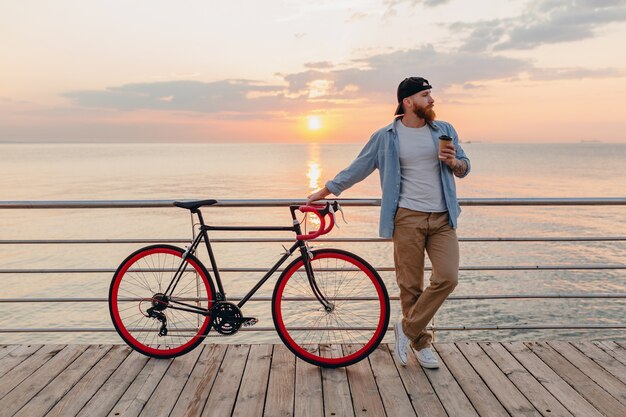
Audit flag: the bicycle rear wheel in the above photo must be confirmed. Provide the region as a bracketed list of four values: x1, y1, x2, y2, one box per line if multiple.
[272, 248, 389, 367]
[109, 244, 215, 358]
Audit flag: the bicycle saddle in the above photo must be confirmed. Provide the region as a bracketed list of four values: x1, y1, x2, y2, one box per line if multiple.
[173, 199, 218, 211]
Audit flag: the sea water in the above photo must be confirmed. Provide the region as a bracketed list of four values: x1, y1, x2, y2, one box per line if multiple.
[0, 142, 624, 344]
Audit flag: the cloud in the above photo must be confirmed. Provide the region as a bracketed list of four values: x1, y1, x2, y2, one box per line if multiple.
[384, 0, 451, 9]
[347, 11, 369, 22]
[61, 43, 625, 118]
[383, 0, 451, 19]
[281, 46, 530, 99]
[304, 61, 335, 69]
[0, 96, 32, 106]
[463, 83, 485, 89]
[355, 46, 529, 89]
[528, 67, 626, 80]
[63, 80, 291, 113]
[63, 46, 531, 117]
[458, 0, 626, 52]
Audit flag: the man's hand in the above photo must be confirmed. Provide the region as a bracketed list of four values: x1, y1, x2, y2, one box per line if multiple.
[438, 143, 457, 167]
[307, 186, 331, 204]
[439, 143, 468, 177]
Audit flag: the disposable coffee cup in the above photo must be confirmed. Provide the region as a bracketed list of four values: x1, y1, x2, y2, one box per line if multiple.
[438, 135, 453, 155]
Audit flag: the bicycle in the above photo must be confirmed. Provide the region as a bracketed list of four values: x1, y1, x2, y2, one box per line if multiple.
[108, 200, 390, 368]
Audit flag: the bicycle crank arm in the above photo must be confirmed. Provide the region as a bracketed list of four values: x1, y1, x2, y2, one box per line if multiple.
[214, 316, 258, 326]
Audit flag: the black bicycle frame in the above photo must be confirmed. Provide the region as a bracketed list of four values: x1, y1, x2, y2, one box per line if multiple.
[162, 206, 332, 315]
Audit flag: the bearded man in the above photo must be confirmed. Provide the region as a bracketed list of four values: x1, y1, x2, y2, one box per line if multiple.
[307, 76, 471, 368]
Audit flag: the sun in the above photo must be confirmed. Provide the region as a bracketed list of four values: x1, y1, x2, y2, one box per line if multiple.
[307, 116, 322, 131]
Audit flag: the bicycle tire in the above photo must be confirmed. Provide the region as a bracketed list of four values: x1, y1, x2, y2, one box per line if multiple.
[272, 248, 389, 368]
[109, 244, 215, 358]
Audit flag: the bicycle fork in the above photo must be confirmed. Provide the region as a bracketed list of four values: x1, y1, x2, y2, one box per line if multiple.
[301, 244, 334, 312]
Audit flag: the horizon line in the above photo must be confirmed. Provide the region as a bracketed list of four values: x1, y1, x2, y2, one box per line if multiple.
[0, 140, 623, 145]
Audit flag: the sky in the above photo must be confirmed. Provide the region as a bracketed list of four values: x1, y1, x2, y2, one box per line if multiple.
[2, 0, 626, 143]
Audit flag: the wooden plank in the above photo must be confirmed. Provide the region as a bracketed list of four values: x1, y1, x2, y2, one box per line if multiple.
[76, 351, 150, 417]
[547, 341, 626, 405]
[0, 344, 54, 399]
[0, 345, 18, 361]
[572, 342, 626, 384]
[106, 355, 173, 417]
[504, 342, 603, 417]
[201, 344, 250, 417]
[320, 344, 354, 417]
[457, 342, 542, 416]
[264, 345, 295, 417]
[343, 344, 385, 417]
[3, 341, 625, 417]
[169, 344, 228, 417]
[595, 341, 626, 366]
[232, 344, 273, 417]
[525, 342, 626, 417]
[480, 342, 574, 417]
[435, 343, 509, 417]
[14, 345, 111, 417]
[138, 347, 204, 417]
[420, 345, 479, 417]
[46, 345, 131, 417]
[391, 343, 447, 417]
[0, 344, 86, 416]
[0, 344, 43, 381]
[294, 347, 323, 417]
[368, 344, 416, 416]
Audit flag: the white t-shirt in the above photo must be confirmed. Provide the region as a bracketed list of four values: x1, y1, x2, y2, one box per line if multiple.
[395, 119, 447, 213]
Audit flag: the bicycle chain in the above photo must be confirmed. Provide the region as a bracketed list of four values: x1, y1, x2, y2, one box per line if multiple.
[199, 317, 259, 338]
[203, 332, 234, 338]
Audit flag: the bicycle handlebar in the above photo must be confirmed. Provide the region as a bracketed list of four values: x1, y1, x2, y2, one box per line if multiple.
[295, 201, 340, 241]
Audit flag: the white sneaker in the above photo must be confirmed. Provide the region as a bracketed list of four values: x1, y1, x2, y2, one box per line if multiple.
[394, 320, 410, 366]
[417, 347, 440, 369]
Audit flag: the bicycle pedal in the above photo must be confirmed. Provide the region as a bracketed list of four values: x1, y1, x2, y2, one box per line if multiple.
[241, 317, 258, 327]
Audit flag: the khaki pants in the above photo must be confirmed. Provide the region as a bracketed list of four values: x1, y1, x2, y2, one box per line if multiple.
[392, 208, 459, 350]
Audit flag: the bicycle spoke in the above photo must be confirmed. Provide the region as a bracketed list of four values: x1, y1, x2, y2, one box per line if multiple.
[110, 246, 212, 358]
[274, 250, 388, 367]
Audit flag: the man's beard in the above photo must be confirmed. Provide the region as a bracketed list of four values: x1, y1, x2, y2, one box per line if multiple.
[414, 105, 436, 123]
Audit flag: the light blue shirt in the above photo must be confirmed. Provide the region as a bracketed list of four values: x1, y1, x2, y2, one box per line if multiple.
[325, 118, 471, 238]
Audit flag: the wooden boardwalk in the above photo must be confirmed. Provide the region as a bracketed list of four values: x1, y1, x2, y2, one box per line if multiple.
[0, 342, 625, 417]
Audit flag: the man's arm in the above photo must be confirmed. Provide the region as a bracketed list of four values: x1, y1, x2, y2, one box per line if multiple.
[451, 159, 468, 178]
[440, 148, 469, 178]
[308, 133, 380, 203]
[439, 122, 471, 178]
[440, 144, 469, 177]
[307, 186, 332, 204]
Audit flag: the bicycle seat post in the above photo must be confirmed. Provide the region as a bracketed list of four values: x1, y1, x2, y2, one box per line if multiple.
[195, 209, 207, 228]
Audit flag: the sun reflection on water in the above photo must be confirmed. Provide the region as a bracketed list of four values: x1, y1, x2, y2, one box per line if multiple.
[307, 162, 321, 189]
[306, 143, 322, 229]
[306, 143, 321, 191]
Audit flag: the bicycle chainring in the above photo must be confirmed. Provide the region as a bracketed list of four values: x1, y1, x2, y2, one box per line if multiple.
[212, 302, 243, 335]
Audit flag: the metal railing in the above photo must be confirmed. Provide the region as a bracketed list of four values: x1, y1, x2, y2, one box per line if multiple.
[0, 197, 625, 335]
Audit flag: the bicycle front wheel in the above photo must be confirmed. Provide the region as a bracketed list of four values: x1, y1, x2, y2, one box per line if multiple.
[109, 244, 215, 358]
[272, 249, 389, 367]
